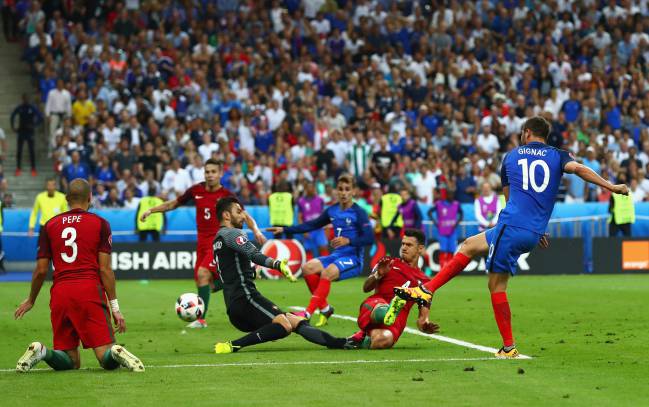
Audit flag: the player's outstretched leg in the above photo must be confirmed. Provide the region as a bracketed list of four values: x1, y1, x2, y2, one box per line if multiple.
[107, 345, 145, 372]
[216, 317, 292, 354]
[16, 342, 76, 372]
[308, 264, 339, 326]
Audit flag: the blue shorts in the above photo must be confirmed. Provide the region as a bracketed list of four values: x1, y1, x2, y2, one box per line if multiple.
[485, 223, 541, 275]
[438, 230, 458, 253]
[300, 229, 328, 254]
[318, 254, 363, 281]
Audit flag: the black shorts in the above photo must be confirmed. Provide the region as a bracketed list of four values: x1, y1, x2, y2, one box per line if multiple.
[227, 295, 284, 332]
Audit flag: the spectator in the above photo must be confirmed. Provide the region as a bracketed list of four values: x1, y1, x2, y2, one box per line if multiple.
[11, 94, 42, 177]
[62, 151, 90, 191]
[71, 89, 96, 127]
[370, 136, 397, 188]
[44, 79, 71, 150]
[102, 187, 124, 208]
[161, 159, 192, 200]
[474, 182, 503, 231]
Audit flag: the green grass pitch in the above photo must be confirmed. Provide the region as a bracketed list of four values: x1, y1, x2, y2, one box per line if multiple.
[1, 275, 648, 406]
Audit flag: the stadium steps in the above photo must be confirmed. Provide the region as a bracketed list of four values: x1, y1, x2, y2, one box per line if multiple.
[0, 36, 53, 208]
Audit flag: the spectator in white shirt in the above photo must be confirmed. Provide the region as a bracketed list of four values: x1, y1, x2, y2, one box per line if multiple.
[476, 125, 500, 155]
[264, 99, 286, 131]
[187, 155, 205, 183]
[198, 133, 219, 162]
[153, 100, 175, 124]
[45, 79, 72, 149]
[326, 129, 350, 167]
[162, 159, 192, 200]
[310, 12, 331, 37]
[101, 116, 122, 153]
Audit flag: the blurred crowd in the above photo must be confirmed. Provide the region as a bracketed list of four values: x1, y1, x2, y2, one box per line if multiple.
[9, 0, 649, 209]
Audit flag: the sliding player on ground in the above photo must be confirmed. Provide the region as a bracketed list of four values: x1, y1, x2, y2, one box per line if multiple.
[267, 174, 374, 327]
[140, 158, 266, 328]
[212, 197, 346, 353]
[390, 116, 629, 358]
[15, 179, 144, 372]
[347, 228, 439, 349]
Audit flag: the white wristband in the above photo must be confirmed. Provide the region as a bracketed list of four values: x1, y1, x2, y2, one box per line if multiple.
[109, 299, 120, 312]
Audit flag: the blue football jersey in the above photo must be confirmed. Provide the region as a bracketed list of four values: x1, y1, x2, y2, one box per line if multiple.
[498, 141, 574, 234]
[285, 203, 374, 258]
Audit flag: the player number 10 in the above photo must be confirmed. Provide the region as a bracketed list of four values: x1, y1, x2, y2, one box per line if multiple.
[517, 158, 550, 193]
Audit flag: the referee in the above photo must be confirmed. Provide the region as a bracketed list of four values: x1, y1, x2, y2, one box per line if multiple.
[28, 179, 68, 237]
[213, 197, 347, 353]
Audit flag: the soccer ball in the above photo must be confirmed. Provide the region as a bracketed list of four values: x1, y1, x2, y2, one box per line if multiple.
[175, 293, 205, 322]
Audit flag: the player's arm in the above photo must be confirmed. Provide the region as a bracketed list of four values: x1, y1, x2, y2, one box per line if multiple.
[267, 207, 330, 235]
[351, 208, 375, 247]
[242, 210, 267, 244]
[564, 161, 629, 195]
[99, 252, 126, 333]
[416, 305, 440, 334]
[14, 258, 49, 319]
[15, 227, 52, 318]
[222, 229, 283, 270]
[140, 198, 180, 221]
[363, 256, 392, 292]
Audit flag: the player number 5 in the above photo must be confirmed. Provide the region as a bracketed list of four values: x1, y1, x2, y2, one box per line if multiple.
[204, 208, 211, 220]
[61, 227, 78, 263]
[517, 158, 550, 193]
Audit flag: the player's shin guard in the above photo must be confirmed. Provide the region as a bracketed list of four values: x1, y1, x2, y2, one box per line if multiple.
[305, 278, 331, 316]
[43, 349, 74, 371]
[424, 253, 471, 294]
[101, 348, 120, 370]
[491, 292, 514, 347]
[197, 285, 210, 318]
[370, 304, 389, 324]
[295, 320, 346, 349]
[231, 323, 290, 350]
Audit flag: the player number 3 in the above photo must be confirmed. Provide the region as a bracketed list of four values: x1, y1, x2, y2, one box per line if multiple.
[517, 158, 550, 193]
[61, 227, 78, 263]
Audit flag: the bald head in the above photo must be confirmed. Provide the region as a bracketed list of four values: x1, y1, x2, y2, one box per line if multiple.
[67, 178, 91, 206]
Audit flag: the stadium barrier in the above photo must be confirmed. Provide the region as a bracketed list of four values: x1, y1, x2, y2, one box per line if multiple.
[3, 203, 649, 273]
[593, 238, 649, 274]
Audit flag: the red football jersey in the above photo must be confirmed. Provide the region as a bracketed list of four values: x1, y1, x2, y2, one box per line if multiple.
[375, 258, 430, 302]
[37, 208, 112, 284]
[177, 183, 236, 239]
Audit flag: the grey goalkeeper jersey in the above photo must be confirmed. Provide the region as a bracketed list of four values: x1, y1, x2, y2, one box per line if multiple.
[213, 227, 276, 309]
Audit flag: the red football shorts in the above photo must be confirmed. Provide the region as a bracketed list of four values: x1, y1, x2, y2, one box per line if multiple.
[195, 239, 218, 281]
[357, 296, 410, 344]
[50, 281, 115, 350]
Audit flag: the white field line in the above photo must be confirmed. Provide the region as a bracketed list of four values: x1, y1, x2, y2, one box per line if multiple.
[0, 357, 514, 373]
[289, 306, 533, 360]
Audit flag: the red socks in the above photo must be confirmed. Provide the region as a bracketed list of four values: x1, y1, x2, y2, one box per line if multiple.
[491, 292, 514, 347]
[306, 279, 332, 315]
[424, 253, 471, 293]
[303, 274, 320, 294]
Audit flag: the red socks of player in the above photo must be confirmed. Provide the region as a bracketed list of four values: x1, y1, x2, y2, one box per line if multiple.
[439, 252, 451, 269]
[491, 292, 514, 347]
[423, 253, 471, 293]
[304, 274, 320, 294]
[305, 278, 332, 316]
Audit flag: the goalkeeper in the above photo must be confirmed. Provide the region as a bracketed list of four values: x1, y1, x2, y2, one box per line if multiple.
[212, 197, 347, 353]
[346, 228, 440, 349]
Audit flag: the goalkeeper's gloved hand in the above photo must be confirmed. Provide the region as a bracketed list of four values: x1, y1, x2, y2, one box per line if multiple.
[273, 259, 297, 283]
